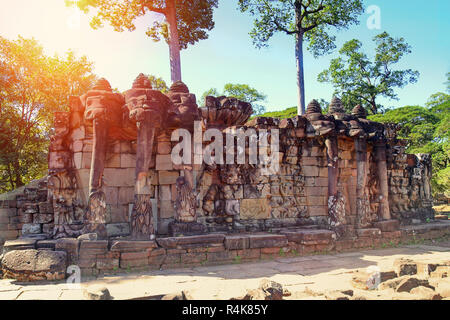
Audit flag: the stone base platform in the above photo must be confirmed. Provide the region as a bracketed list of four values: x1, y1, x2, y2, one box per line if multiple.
[1, 221, 449, 280]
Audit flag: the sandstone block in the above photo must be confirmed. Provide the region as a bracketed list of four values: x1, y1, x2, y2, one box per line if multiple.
[2, 239, 37, 254]
[156, 154, 173, 171]
[248, 234, 287, 249]
[120, 153, 136, 168]
[105, 153, 121, 168]
[1, 249, 66, 281]
[103, 168, 135, 187]
[356, 228, 381, 238]
[160, 200, 175, 218]
[281, 229, 335, 244]
[303, 166, 319, 177]
[22, 223, 42, 235]
[156, 234, 225, 249]
[55, 238, 79, 265]
[106, 223, 130, 237]
[110, 240, 157, 252]
[158, 171, 179, 185]
[224, 235, 250, 250]
[240, 199, 270, 220]
[394, 258, 417, 276]
[118, 187, 135, 205]
[373, 220, 400, 232]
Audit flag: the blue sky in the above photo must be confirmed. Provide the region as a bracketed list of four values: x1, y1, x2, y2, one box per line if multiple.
[0, 0, 448, 112]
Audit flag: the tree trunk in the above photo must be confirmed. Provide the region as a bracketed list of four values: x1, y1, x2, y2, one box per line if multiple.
[370, 97, 377, 114]
[166, 0, 182, 83]
[296, 31, 306, 115]
[13, 159, 23, 189]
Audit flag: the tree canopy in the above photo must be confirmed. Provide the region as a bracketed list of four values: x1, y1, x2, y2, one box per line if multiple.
[238, 0, 364, 114]
[148, 74, 169, 93]
[0, 36, 96, 192]
[201, 83, 267, 115]
[369, 97, 449, 197]
[318, 32, 419, 114]
[67, 0, 218, 82]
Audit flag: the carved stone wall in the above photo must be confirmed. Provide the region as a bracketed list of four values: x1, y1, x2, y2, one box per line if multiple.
[0, 78, 435, 243]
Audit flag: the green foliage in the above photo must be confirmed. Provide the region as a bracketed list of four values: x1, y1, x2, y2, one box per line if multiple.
[258, 106, 298, 119]
[200, 88, 220, 104]
[148, 74, 169, 93]
[446, 72, 450, 93]
[237, 0, 363, 55]
[67, 0, 218, 50]
[201, 83, 267, 115]
[368, 95, 450, 197]
[0, 36, 96, 193]
[318, 32, 419, 114]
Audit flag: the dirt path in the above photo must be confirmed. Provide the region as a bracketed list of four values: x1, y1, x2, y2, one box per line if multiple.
[1, 241, 449, 300]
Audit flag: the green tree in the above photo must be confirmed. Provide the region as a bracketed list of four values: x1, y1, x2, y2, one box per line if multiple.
[446, 71, 450, 93]
[148, 74, 169, 93]
[318, 32, 419, 114]
[368, 96, 449, 197]
[237, 0, 364, 115]
[200, 88, 220, 105]
[201, 83, 267, 115]
[0, 36, 96, 192]
[67, 0, 218, 83]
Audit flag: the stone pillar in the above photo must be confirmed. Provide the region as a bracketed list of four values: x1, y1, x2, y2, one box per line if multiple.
[81, 78, 124, 239]
[124, 74, 171, 240]
[325, 135, 346, 236]
[374, 142, 391, 220]
[131, 118, 156, 239]
[355, 137, 371, 227]
[49, 111, 84, 239]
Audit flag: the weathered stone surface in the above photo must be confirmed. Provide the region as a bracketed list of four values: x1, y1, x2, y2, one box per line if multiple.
[224, 235, 250, 250]
[430, 266, 450, 279]
[36, 240, 57, 250]
[240, 199, 271, 220]
[351, 270, 397, 290]
[324, 290, 353, 300]
[259, 279, 284, 300]
[238, 279, 284, 300]
[83, 286, 113, 300]
[394, 258, 417, 276]
[168, 221, 207, 237]
[395, 277, 433, 293]
[156, 234, 225, 249]
[80, 240, 108, 249]
[106, 223, 131, 237]
[1, 249, 66, 281]
[248, 234, 287, 249]
[435, 280, 450, 298]
[281, 229, 335, 244]
[22, 223, 42, 235]
[356, 228, 381, 238]
[2, 239, 37, 254]
[410, 286, 442, 300]
[55, 238, 79, 265]
[77, 233, 98, 241]
[110, 240, 158, 252]
[373, 220, 400, 232]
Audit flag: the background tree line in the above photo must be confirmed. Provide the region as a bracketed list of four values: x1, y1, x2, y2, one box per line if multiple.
[0, 36, 96, 192]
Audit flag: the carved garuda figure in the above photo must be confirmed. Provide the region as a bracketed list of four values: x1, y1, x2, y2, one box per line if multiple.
[305, 99, 346, 237]
[124, 73, 172, 240]
[174, 176, 197, 223]
[80, 78, 125, 238]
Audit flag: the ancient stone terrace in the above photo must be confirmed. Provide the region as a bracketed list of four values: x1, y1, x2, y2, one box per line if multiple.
[0, 75, 446, 280]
